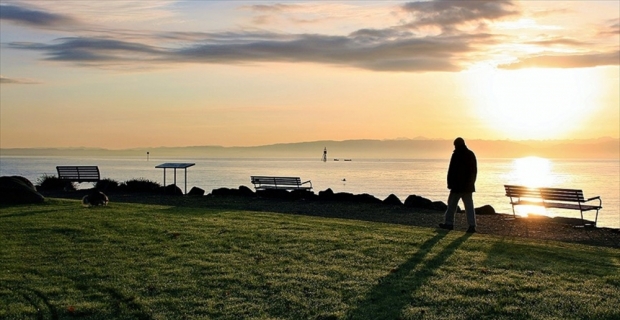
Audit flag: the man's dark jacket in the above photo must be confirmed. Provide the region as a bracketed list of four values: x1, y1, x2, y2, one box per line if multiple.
[447, 144, 477, 192]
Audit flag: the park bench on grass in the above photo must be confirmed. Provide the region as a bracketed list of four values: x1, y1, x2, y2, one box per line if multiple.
[504, 185, 602, 227]
[251, 176, 312, 191]
[56, 166, 101, 183]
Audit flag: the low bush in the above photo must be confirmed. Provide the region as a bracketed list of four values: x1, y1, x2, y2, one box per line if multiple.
[120, 178, 161, 193]
[95, 178, 120, 192]
[36, 174, 75, 191]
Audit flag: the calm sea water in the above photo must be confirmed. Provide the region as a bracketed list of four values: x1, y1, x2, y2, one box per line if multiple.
[1, 156, 618, 229]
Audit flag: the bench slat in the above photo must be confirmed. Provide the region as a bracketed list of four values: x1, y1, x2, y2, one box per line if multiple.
[505, 185, 586, 202]
[504, 184, 602, 226]
[251, 176, 312, 191]
[510, 200, 601, 211]
[56, 166, 100, 182]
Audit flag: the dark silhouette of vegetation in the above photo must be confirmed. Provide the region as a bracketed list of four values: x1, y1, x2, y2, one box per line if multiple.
[95, 178, 120, 192]
[119, 178, 161, 193]
[36, 174, 75, 191]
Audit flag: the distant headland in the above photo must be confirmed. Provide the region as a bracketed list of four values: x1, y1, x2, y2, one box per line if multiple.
[1, 138, 618, 159]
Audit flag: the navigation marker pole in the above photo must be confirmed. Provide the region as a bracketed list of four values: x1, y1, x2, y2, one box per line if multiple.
[322, 147, 327, 162]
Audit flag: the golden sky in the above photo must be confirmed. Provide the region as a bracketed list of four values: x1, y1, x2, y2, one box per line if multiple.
[1, 1, 618, 148]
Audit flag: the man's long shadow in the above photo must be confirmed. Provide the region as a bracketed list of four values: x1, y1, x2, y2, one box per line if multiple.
[347, 231, 472, 319]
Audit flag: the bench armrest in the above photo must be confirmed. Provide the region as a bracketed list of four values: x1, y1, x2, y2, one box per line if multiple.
[585, 196, 602, 209]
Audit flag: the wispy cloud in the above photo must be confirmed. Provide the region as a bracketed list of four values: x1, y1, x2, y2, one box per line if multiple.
[4, 0, 178, 23]
[0, 4, 77, 27]
[0, 75, 40, 84]
[9, 32, 478, 72]
[499, 51, 620, 69]
[2, 1, 500, 72]
[3, 1, 619, 72]
[599, 19, 620, 37]
[244, 3, 370, 26]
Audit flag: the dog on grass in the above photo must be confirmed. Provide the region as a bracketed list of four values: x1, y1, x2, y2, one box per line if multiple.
[82, 190, 109, 207]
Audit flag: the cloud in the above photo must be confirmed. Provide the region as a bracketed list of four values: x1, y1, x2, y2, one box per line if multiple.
[599, 19, 620, 37]
[7, 1, 512, 73]
[246, 4, 302, 13]
[529, 38, 588, 47]
[0, 4, 76, 27]
[9, 37, 166, 65]
[0, 75, 40, 84]
[400, 0, 520, 32]
[4, 1, 617, 73]
[10, 31, 483, 72]
[179, 33, 475, 71]
[242, 2, 398, 27]
[6, 0, 177, 24]
[499, 51, 620, 69]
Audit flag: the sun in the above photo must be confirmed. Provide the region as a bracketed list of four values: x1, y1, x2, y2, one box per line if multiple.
[466, 67, 601, 139]
[509, 156, 557, 188]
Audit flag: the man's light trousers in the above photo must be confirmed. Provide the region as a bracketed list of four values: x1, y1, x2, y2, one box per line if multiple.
[444, 191, 476, 227]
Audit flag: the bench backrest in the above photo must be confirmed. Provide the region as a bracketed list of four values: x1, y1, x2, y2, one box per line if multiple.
[56, 166, 100, 182]
[251, 176, 302, 186]
[504, 185, 585, 202]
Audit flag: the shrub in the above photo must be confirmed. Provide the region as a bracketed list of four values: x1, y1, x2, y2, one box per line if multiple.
[95, 178, 120, 192]
[120, 178, 161, 193]
[36, 174, 76, 191]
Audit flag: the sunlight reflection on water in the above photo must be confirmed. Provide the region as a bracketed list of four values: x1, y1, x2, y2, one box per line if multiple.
[0, 156, 617, 228]
[506, 157, 567, 218]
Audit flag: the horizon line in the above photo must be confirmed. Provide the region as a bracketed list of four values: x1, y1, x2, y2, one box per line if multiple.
[1, 136, 619, 151]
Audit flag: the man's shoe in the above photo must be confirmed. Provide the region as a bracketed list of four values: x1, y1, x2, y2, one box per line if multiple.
[466, 226, 476, 233]
[438, 223, 454, 230]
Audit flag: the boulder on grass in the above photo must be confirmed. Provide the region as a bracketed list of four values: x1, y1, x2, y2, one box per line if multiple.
[0, 176, 45, 205]
[188, 187, 205, 196]
[318, 188, 335, 200]
[475, 205, 496, 215]
[162, 184, 183, 196]
[404, 195, 434, 209]
[354, 193, 382, 204]
[332, 192, 356, 202]
[430, 201, 446, 211]
[211, 187, 238, 197]
[383, 194, 403, 206]
[210, 186, 255, 197]
[238, 185, 255, 197]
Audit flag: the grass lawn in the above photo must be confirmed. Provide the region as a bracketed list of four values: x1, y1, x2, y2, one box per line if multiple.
[1, 198, 619, 319]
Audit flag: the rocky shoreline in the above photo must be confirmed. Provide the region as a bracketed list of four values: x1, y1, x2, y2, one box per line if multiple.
[2, 174, 618, 249]
[35, 185, 620, 249]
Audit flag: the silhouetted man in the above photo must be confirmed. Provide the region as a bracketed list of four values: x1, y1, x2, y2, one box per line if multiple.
[439, 137, 477, 233]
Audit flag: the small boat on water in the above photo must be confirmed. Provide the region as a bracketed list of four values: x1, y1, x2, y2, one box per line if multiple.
[344, 159, 352, 161]
[334, 159, 339, 161]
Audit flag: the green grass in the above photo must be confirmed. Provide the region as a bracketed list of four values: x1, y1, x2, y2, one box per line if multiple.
[1, 199, 619, 320]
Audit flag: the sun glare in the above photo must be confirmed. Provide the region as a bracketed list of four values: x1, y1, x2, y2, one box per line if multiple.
[510, 156, 555, 188]
[467, 67, 601, 139]
[505, 156, 559, 217]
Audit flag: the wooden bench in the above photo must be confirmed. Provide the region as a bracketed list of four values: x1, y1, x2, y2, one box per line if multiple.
[56, 166, 101, 183]
[504, 185, 602, 227]
[251, 176, 312, 191]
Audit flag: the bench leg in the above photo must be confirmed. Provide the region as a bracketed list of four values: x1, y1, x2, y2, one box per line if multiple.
[593, 209, 599, 227]
[504, 204, 517, 221]
[573, 210, 598, 229]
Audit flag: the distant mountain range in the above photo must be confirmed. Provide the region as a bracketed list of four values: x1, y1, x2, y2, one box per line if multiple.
[1, 138, 618, 159]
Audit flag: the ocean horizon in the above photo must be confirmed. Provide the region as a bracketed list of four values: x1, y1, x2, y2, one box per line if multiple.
[1, 155, 618, 229]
